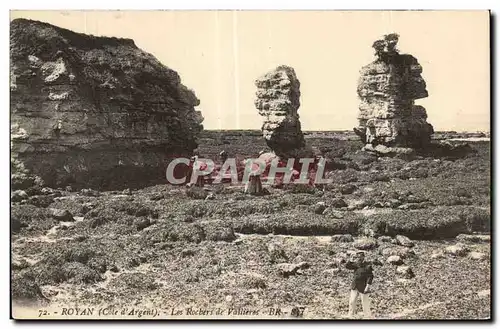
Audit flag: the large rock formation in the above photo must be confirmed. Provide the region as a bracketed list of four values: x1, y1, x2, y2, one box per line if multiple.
[354, 34, 434, 151]
[10, 19, 203, 189]
[254, 66, 307, 158]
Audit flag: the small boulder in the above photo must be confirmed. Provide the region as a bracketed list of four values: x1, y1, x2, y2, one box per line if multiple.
[331, 234, 354, 243]
[41, 187, 55, 195]
[340, 184, 357, 195]
[353, 237, 378, 250]
[323, 268, 340, 275]
[80, 202, 95, 214]
[80, 188, 100, 197]
[276, 262, 310, 277]
[444, 243, 469, 257]
[430, 251, 445, 259]
[313, 202, 327, 215]
[398, 203, 424, 210]
[28, 195, 54, 208]
[50, 208, 74, 222]
[378, 236, 393, 243]
[395, 235, 414, 247]
[456, 234, 490, 243]
[388, 199, 402, 208]
[380, 246, 414, 259]
[387, 255, 403, 265]
[469, 252, 488, 261]
[11, 190, 29, 202]
[331, 198, 348, 208]
[135, 217, 152, 231]
[396, 265, 415, 279]
[149, 193, 164, 201]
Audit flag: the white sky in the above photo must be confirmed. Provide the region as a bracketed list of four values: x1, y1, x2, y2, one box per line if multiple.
[11, 10, 490, 132]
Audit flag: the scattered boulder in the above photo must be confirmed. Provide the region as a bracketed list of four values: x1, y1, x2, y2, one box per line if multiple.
[240, 272, 267, 289]
[387, 255, 403, 265]
[430, 251, 445, 259]
[40, 187, 56, 195]
[323, 268, 341, 275]
[12, 258, 31, 271]
[396, 265, 415, 279]
[134, 217, 152, 231]
[27, 195, 54, 208]
[276, 262, 310, 277]
[340, 184, 357, 195]
[185, 186, 209, 200]
[380, 246, 415, 259]
[331, 198, 348, 209]
[149, 193, 164, 201]
[353, 237, 378, 250]
[11, 190, 28, 202]
[395, 235, 414, 247]
[80, 202, 95, 214]
[203, 222, 236, 242]
[314, 202, 327, 215]
[331, 234, 354, 243]
[469, 252, 488, 261]
[80, 188, 100, 197]
[378, 236, 393, 243]
[326, 209, 344, 219]
[456, 234, 490, 243]
[180, 249, 195, 258]
[50, 208, 74, 222]
[444, 243, 469, 257]
[267, 243, 288, 263]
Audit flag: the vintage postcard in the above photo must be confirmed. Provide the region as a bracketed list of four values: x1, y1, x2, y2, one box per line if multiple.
[10, 10, 491, 320]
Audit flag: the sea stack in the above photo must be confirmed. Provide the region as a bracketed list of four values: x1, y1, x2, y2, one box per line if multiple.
[254, 66, 308, 158]
[354, 33, 434, 154]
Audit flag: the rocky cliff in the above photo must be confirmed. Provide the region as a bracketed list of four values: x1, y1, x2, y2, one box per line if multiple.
[10, 18, 203, 189]
[354, 34, 434, 151]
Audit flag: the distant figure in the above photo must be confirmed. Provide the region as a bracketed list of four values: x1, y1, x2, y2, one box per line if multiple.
[193, 157, 208, 187]
[219, 150, 228, 163]
[185, 156, 196, 186]
[346, 251, 374, 319]
[314, 155, 327, 191]
[244, 162, 263, 195]
[53, 119, 63, 138]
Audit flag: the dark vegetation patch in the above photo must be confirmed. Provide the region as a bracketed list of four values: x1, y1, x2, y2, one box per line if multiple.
[11, 205, 56, 234]
[364, 206, 490, 239]
[11, 272, 49, 305]
[232, 214, 361, 235]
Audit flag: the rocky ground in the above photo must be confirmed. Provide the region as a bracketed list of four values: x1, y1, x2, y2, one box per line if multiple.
[11, 132, 491, 319]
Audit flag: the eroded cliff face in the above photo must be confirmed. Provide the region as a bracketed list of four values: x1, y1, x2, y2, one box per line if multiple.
[10, 18, 203, 189]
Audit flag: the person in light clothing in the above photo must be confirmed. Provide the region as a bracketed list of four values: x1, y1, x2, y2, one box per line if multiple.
[346, 251, 373, 319]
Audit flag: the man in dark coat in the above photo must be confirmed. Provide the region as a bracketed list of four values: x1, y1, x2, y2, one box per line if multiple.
[346, 251, 373, 318]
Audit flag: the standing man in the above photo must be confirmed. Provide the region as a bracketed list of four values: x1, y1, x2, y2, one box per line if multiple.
[219, 150, 228, 164]
[346, 251, 373, 319]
